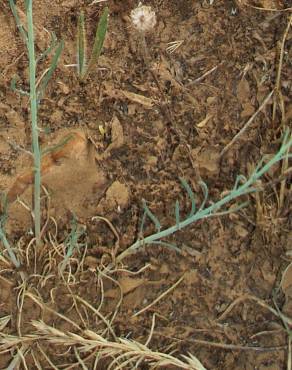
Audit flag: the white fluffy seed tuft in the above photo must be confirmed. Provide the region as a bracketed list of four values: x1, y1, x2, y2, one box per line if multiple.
[130, 3, 156, 32]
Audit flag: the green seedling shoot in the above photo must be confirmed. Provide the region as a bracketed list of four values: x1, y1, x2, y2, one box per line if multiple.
[116, 130, 292, 263]
[8, 0, 63, 247]
[77, 7, 109, 80]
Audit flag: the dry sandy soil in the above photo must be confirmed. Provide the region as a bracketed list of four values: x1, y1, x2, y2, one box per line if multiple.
[0, 0, 291, 369]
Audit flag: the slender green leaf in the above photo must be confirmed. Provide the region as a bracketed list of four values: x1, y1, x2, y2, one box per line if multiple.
[252, 154, 271, 175]
[85, 7, 109, 78]
[77, 11, 87, 78]
[37, 40, 64, 100]
[213, 201, 249, 217]
[233, 175, 247, 191]
[41, 133, 74, 156]
[36, 32, 57, 64]
[0, 228, 20, 269]
[179, 177, 196, 216]
[142, 199, 161, 232]
[150, 241, 181, 253]
[139, 210, 147, 236]
[175, 200, 180, 228]
[59, 216, 85, 273]
[0, 194, 8, 228]
[24, 0, 31, 11]
[280, 129, 291, 149]
[198, 181, 208, 211]
[8, 0, 28, 44]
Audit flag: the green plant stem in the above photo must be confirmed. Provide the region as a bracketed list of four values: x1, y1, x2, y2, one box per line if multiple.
[26, 0, 41, 244]
[9, 0, 63, 247]
[0, 228, 27, 281]
[9, 0, 28, 44]
[77, 7, 109, 80]
[116, 134, 291, 263]
[0, 229, 20, 269]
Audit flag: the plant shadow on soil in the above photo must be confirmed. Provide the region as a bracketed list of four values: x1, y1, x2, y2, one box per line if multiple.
[0, 0, 291, 369]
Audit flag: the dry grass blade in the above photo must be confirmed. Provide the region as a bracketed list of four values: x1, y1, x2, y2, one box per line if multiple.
[288, 337, 291, 370]
[221, 89, 274, 156]
[0, 254, 11, 267]
[0, 333, 32, 352]
[132, 274, 185, 317]
[74, 295, 117, 340]
[216, 293, 292, 327]
[37, 343, 59, 370]
[239, 1, 292, 12]
[272, 14, 292, 211]
[0, 315, 11, 331]
[6, 348, 23, 370]
[166, 39, 184, 53]
[96, 266, 123, 326]
[92, 216, 120, 260]
[272, 14, 292, 125]
[31, 348, 42, 370]
[25, 291, 82, 331]
[31, 321, 206, 369]
[91, 0, 108, 4]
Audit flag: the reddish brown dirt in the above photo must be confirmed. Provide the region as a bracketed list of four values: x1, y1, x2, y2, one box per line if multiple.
[0, 0, 291, 369]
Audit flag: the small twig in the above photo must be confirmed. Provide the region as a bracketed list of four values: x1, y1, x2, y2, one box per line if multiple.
[216, 293, 292, 327]
[16, 281, 27, 337]
[279, 140, 290, 212]
[74, 295, 117, 340]
[288, 336, 292, 370]
[272, 293, 292, 370]
[239, 1, 292, 12]
[250, 328, 284, 339]
[111, 264, 151, 275]
[92, 215, 120, 261]
[155, 331, 286, 352]
[274, 15, 292, 212]
[62, 278, 88, 329]
[90, 0, 108, 5]
[37, 343, 59, 370]
[272, 14, 292, 125]
[260, 167, 291, 191]
[96, 266, 123, 327]
[220, 89, 274, 156]
[73, 347, 88, 370]
[25, 292, 82, 331]
[186, 64, 221, 87]
[145, 314, 156, 346]
[132, 275, 184, 317]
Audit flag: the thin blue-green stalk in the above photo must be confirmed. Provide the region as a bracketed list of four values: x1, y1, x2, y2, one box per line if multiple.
[9, 0, 41, 244]
[7, 1, 62, 259]
[0, 229, 20, 269]
[116, 133, 291, 263]
[26, 0, 41, 244]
